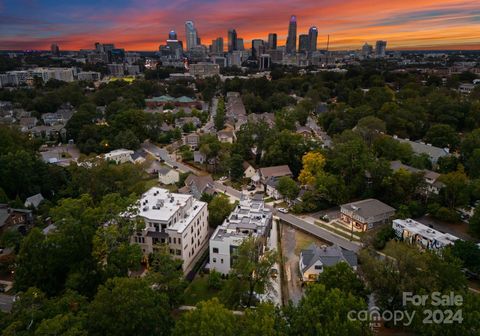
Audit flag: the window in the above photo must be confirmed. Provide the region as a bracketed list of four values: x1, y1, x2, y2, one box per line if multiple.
[314, 265, 322, 270]
[176, 249, 181, 255]
[169, 249, 174, 254]
[213, 258, 217, 263]
[178, 238, 182, 245]
[173, 237, 177, 244]
[221, 259, 224, 264]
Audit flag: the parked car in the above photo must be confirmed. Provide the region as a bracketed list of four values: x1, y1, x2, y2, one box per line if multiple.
[270, 268, 279, 279]
[278, 208, 288, 214]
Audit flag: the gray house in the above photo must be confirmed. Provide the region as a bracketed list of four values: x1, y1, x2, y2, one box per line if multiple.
[299, 244, 357, 281]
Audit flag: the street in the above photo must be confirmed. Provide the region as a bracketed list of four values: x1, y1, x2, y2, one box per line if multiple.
[274, 211, 361, 252]
[213, 181, 243, 200]
[141, 141, 200, 175]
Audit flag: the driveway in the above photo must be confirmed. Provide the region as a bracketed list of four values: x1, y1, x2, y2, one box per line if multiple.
[417, 215, 475, 241]
[281, 224, 303, 305]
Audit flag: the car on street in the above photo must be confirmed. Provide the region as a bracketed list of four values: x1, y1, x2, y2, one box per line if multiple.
[278, 208, 288, 214]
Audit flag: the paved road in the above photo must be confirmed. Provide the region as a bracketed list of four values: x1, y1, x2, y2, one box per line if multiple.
[274, 211, 361, 252]
[213, 181, 243, 200]
[141, 141, 199, 175]
[200, 98, 217, 134]
[0, 294, 14, 312]
[214, 183, 361, 252]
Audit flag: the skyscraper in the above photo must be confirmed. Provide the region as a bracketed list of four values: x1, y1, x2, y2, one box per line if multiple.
[308, 26, 318, 52]
[236, 38, 244, 51]
[361, 42, 373, 58]
[168, 30, 177, 41]
[212, 37, 224, 53]
[268, 33, 277, 50]
[185, 20, 198, 51]
[251, 39, 265, 59]
[375, 40, 387, 58]
[286, 15, 297, 54]
[298, 34, 309, 53]
[50, 43, 60, 56]
[228, 29, 237, 52]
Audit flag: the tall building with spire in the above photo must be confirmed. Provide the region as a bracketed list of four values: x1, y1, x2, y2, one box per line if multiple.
[228, 29, 237, 52]
[185, 20, 198, 51]
[308, 26, 318, 52]
[286, 15, 297, 54]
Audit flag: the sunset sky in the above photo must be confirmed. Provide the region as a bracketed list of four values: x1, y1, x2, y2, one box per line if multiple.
[1, 0, 479, 51]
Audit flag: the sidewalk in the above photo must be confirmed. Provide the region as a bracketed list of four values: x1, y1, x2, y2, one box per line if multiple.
[300, 215, 362, 242]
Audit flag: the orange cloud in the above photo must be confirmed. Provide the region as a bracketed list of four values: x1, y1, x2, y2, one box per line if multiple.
[0, 0, 479, 50]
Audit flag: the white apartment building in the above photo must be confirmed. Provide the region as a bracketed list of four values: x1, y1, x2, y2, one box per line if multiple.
[0, 68, 75, 87]
[31, 68, 75, 82]
[209, 195, 272, 275]
[132, 187, 209, 271]
[77, 71, 101, 81]
[392, 218, 459, 251]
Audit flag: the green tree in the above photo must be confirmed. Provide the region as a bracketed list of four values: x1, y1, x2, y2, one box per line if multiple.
[450, 239, 480, 273]
[172, 298, 235, 336]
[425, 124, 459, 149]
[88, 277, 172, 336]
[284, 284, 370, 336]
[113, 130, 140, 150]
[360, 241, 466, 313]
[214, 97, 226, 131]
[229, 154, 245, 181]
[241, 303, 286, 336]
[277, 176, 299, 203]
[146, 245, 187, 308]
[317, 262, 368, 299]
[223, 237, 278, 308]
[355, 116, 386, 145]
[438, 169, 470, 209]
[207, 195, 234, 228]
[469, 206, 480, 238]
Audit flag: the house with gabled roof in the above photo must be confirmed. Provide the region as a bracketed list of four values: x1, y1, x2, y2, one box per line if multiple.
[299, 244, 357, 282]
[158, 166, 180, 185]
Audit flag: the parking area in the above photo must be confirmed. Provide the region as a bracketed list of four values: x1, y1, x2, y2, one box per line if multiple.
[417, 215, 474, 241]
[310, 207, 341, 222]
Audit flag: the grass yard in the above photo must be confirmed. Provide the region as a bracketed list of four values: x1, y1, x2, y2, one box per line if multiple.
[294, 230, 326, 255]
[315, 221, 362, 242]
[183, 275, 222, 306]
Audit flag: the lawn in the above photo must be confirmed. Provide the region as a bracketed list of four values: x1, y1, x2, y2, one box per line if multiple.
[183, 275, 222, 306]
[294, 230, 326, 255]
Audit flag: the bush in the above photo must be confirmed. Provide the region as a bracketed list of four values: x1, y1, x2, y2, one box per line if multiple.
[207, 270, 223, 290]
[373, 226, 396, 250]
[433, 207, 461, 223]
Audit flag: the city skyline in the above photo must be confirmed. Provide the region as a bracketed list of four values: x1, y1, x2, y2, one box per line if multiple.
[1, 0, 480, 51]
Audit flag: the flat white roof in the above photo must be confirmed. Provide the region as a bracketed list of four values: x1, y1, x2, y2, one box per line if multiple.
[138, 187, 206, 233]
[393, 218, 459, 245]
